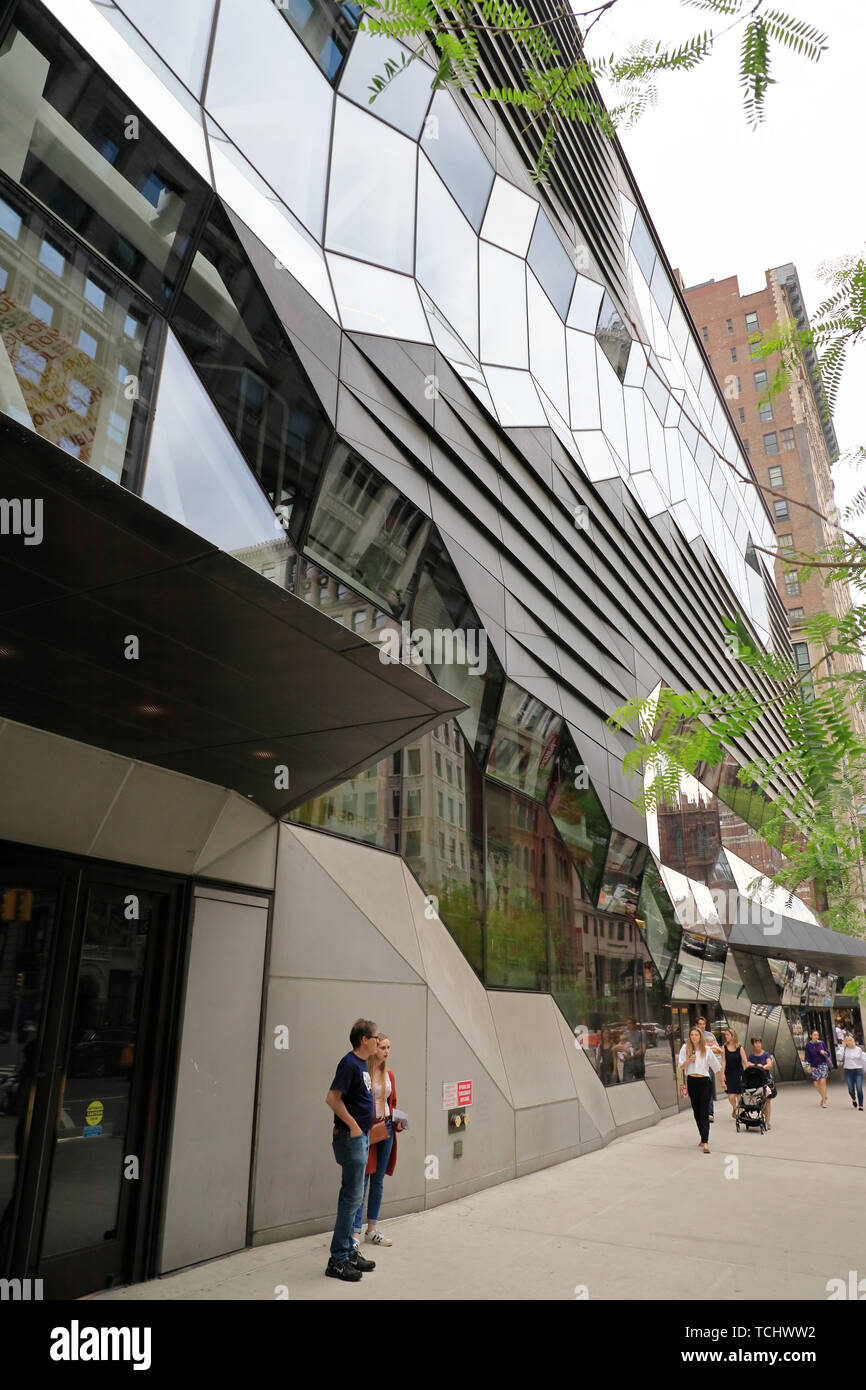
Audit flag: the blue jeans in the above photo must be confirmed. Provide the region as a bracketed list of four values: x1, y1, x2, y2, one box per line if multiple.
[330, 1131, 369, 1263]
[845, 1070, 864, 1105]
[354, 1120, 393, 1231]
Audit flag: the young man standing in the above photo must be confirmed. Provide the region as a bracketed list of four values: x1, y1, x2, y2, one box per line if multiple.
[697, 1017, 721, 1123]
[325, 1019, 380, 1281]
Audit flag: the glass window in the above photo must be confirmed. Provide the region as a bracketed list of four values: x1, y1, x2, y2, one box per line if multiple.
[745, 311, 759, 333]
[701, 326, 709, 342]
[207, 0, 334, 236]
[730, 346, 737, 361]
[0, 190, 158, 485]
[738, 407, 745, 423]
[777, 533, 794, 552]
[753, 369, 768, 390]
[289, 753, 398, 847]
[629, 211, 657, 285]
[172, 200, 332, 533]
[487, 681, 563, 801]
[768, 465, 784, 489]
[763, 432, 779, 455]
[407, 748, 421, 776]
[596, 832, 648, 918]
[759, 400, 773, 422]
[274, 0, 360, 80]
[781, 427, 795, 452]
[295, 559, 403, 648]
[325, 99, 416, 272]
[437, 789, 444, 818]
[486, 780, 549, 990]
[527, 210, 576, 319]
[327, 252, 431, 340]
[773, 498, 789, 521]
[545, 727, 610, 902]
[479, 242, 527, 368]
[784, 571, 799, 595]
[435, 752, 442, 778]
[788, 606, 804, 621]
[337, 29, 432, 137]
[480, 175, 538, 256]
[0, 4, 209, 306]
[142, 331, 296, 581]
[416, 156, 479, 355]
[742, 439, 750, 456]
[406, 788, 421, 817]
[595, 291, 631, 382]
[410, 531, 505, 764]
[305, 445, 430, 615]
[109, 0, 216, 94]
[726, 318, 733, 333]
[420, 91, 494, 232]
[527, 271, 569, 420]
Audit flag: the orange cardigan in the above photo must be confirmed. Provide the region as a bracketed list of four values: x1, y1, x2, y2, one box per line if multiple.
[366, 1070, 398, 1177]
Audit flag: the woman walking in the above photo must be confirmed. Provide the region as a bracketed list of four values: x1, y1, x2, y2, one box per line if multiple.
[678, 1026, 722, 1153]
[746, 1037, 776, 1128]
[841, 1035, 865, 1111]
[352, 1035, 404, 1247]
[803, 1029, 832, 1109]
[720, 1026, 749, 1118]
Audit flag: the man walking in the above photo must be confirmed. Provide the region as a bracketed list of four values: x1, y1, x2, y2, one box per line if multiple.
[325, 1018, 380, 1281]
[697, 1017, 721, 1123]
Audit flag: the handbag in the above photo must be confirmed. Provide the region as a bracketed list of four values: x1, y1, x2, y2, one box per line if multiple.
[369, 1118, 389, 1145]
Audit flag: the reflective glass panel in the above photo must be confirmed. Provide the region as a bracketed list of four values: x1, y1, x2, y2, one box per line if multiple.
[0, 4, 209, 306]
[597, 832, 647, 918]
[487, 681, 562, 801]
[327, 253, 431, 340]
[326, 100, 416, 272]
[545, 729, 610, 901]
[479, 241, 527, 368]
[485, 781, 549, 990]
[207, 0, 334, 236]
[143, 332, 297, 583]
[402, 720, 484, 975]
[629, 210, 657, 285]
[527, 210, 576, 320]
[595, 292, 631, 383]
[304, 443, 430, 614]
[480, 175, 538, 256]
[172, 200, 333, 535]
[0, 187, 158, 486]
[338, 30, 432, 137]
[288, 754, 398, 848]
[483, 366, 547, 427]
[589, 915, 648, 1085]
[295, 557, 399, 645]
[420, 92, 494, 232]
[114, 0, 216, 95]
[636, 860, 682, 990]
[410, 531, 505, 763]
[527, 271, 568, 420]
[416, 157, 478, 356]
[550, 855, 596, 1034]
[634, 943, 677, 1106]
[274, 0, 360, 79]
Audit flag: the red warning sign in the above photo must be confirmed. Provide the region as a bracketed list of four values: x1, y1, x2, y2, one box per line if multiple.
[457, 1080, 472, 1106]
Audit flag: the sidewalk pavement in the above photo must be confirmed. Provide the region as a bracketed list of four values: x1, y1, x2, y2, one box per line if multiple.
[97, 1076, 865, 1301]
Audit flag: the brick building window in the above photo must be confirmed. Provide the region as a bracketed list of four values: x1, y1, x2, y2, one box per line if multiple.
[763, 432, 779, 455]
[726, 317, 733, 334]
[701, 325, 709, 342]
[784, 573, 801, 595]
[743, 439, 750, 455]
[768, 465, 784, 488]
[781, 428, 795, 451]
[759, 401, 774, 422]
[777, 533, 794, 553]
[745, 311, 759, 333]
[738, 407, 746, 423]
[793, 640, 813, 698]
[773, 498, 790, 521]
[788, 607, 804, 621]
[754, 369, 768, 390]
[730, 346, 737, 361]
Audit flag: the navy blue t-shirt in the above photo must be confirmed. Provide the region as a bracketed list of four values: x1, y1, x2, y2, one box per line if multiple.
[329, 1051, 374, 1133]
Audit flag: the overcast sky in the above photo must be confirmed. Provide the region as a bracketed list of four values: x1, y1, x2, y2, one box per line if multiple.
[583, 0, 866, 514]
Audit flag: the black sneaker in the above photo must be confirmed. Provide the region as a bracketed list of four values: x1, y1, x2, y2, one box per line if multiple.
[349, 1250, 376, 1272]
[325, 1259, 362, 1282]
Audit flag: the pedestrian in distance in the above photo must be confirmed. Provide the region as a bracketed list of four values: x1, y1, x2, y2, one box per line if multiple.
[324, 1018, 380, 1282]
[803, 1029, 832, 1109]
[678, 1026, 722, 1153]
[697, 1016, 721, 1123]
[841, 1035, 865, 1111]
[747, 1037, 776, 1129]
[352, 1034, 405, 1248]
[720, 1025, 749, 1118]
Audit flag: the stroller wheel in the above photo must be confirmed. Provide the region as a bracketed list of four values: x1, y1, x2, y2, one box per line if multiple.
[735, 1120, 740, 1131]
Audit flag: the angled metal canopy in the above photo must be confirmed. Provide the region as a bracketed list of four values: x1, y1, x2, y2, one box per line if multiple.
[0, 416, 465, 816]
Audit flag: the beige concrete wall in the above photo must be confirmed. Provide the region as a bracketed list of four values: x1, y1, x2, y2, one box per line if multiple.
[250, 825, 670, 1245]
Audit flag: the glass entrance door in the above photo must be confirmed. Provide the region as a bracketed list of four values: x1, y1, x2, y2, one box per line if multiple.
[0, 846, 183, 1299]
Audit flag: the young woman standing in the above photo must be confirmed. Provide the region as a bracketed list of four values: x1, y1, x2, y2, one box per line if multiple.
[678, 1026, 722, 1153]
[720, 1026, 749, 1118]
[352, 1035, 404, 1247]
[803, 1029, 832, 1109]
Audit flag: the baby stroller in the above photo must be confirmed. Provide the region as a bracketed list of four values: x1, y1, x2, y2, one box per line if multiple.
[736, 1065, 769, 1133]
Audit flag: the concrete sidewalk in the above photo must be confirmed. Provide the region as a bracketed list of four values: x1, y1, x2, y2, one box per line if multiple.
[97, 1077, 865, 1301]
